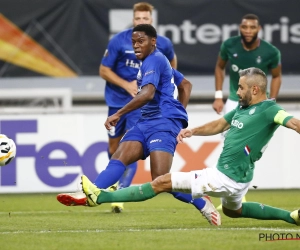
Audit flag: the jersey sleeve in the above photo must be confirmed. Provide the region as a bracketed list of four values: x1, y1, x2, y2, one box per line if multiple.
[101, 35, 120, 68]
[156, 36, 175, 62]
[269, 48, 281, 69]
[172, 69, 184, 86]
[274, 110, 293, 126]
[265, 105, 293, 126]
[219, 41, 229, 61]
[223, 108, 236, 124]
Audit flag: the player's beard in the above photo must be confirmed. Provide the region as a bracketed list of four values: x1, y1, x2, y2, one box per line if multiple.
[241, 33, 258, 47]
[239, 90, 252, 108]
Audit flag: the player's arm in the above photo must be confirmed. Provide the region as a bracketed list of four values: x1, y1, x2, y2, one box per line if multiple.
[169, 54, 177, 69]
[269, 65, 282, 99]
[177, 77, 192, 109]
[273, 109, 300, 134]
[285, 117, 300, 134]
[105, 84, 155, 129]
[177, 117, 230, 143]
[213, 55, 227, 114]
[99, 64, 137, 97]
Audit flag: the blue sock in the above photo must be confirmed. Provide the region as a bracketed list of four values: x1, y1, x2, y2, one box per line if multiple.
[171, 192, 206, 210]
[118, 162, 137, 188]
[94, 159, 126, 189]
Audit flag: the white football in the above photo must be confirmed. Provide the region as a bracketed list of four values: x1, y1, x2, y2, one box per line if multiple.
[0, 134, 17, 166]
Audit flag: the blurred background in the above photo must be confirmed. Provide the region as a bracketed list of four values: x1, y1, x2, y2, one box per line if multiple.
[0, 0, 299, 193]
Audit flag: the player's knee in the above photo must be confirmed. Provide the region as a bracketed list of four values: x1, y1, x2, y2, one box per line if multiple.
[151, 173, 172, 193]
[222, 206, 241, 218]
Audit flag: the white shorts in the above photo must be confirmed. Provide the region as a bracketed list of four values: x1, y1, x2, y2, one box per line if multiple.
[224, 99, 238, 114]
[171, 168, 250, 210]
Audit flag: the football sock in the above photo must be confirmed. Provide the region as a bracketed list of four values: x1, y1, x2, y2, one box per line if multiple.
[241, 202, 296, 224]
[97, 182, 156, 203]
[94, 159, 126, 189]
[171, 192, 206, 210]
[118, 162, 138, 188]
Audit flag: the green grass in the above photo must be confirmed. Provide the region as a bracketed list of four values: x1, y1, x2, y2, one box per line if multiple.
[0, 190, 299, 250]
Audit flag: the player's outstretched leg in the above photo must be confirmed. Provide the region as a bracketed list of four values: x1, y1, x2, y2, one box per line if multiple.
[81, 175, 102, 207]
[290, 209, 300, 225]
[109, 182, 124, 213]
[110, 161, 138, 213]
[81, 175, 157, 206]
[240, 202, 299, 225]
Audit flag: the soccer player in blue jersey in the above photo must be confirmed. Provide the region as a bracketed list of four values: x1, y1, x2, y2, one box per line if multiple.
[99, 2, 177, 213]
[80, 67, 300, 227]
[57, 24, 221, 226]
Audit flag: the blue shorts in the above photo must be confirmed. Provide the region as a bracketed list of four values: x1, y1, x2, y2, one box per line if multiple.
[107, 107, 140, 138]
[120, 118, 183, 160]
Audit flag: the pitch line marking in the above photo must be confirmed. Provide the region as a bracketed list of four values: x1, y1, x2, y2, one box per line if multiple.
[0, 227, 299, 235]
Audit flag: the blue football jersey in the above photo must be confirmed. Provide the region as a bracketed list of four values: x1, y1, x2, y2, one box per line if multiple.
[172, 68, 184, 86]
[137, 49, 188, 127]
[101, 28, 175, 107]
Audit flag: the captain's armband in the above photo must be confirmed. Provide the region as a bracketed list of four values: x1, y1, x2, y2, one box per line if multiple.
[274, 110, 293, 126]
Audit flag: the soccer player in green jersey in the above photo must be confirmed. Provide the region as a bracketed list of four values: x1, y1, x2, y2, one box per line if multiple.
[80, 67, 300, 226]
[213, 14, 282, 115]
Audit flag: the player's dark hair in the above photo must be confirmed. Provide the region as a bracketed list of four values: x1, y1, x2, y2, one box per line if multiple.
[239, 67, 267, 92]
[133, 24, 157, 38]
[241, 14, 260, 25]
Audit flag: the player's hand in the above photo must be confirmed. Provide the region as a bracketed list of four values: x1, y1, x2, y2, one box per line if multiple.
[126, 80, 138, 98]
[104, 114, 120, 130]
[177, 129, 193, 143]
[213, 99, 224, 114]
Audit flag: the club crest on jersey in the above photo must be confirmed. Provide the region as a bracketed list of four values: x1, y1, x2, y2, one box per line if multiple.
[256, 56, 262, 64]
[249, 107, 256, 115]
[232, 64, 239, 72]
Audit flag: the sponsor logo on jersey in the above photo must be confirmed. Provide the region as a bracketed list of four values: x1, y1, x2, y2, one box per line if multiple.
[125, 50, 134, 53]
[244, 145, 251, 156]
[145, 70, 155, 76]
[231, 119, 243, 129]
[249, 107, 256, 115]
[125, 59, 140, 69]
[150, 139, 162, 143]
[232, 64, 239, 72]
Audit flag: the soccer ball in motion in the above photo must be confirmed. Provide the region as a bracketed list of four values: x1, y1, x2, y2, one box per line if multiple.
[0, 134, 17, 166]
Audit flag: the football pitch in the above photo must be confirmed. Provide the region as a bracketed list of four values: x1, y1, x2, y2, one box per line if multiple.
[0, 190, 299, 250]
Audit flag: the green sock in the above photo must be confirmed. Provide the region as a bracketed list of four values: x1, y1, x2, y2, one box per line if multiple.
[241, 202, 295, 224]
[97, 182, 157, 204]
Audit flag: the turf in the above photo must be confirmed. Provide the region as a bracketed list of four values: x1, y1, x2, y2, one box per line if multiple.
[0, 190, 299, 250]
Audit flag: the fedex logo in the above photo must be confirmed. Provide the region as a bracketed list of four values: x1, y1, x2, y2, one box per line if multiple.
[0, 120, 107, 187]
